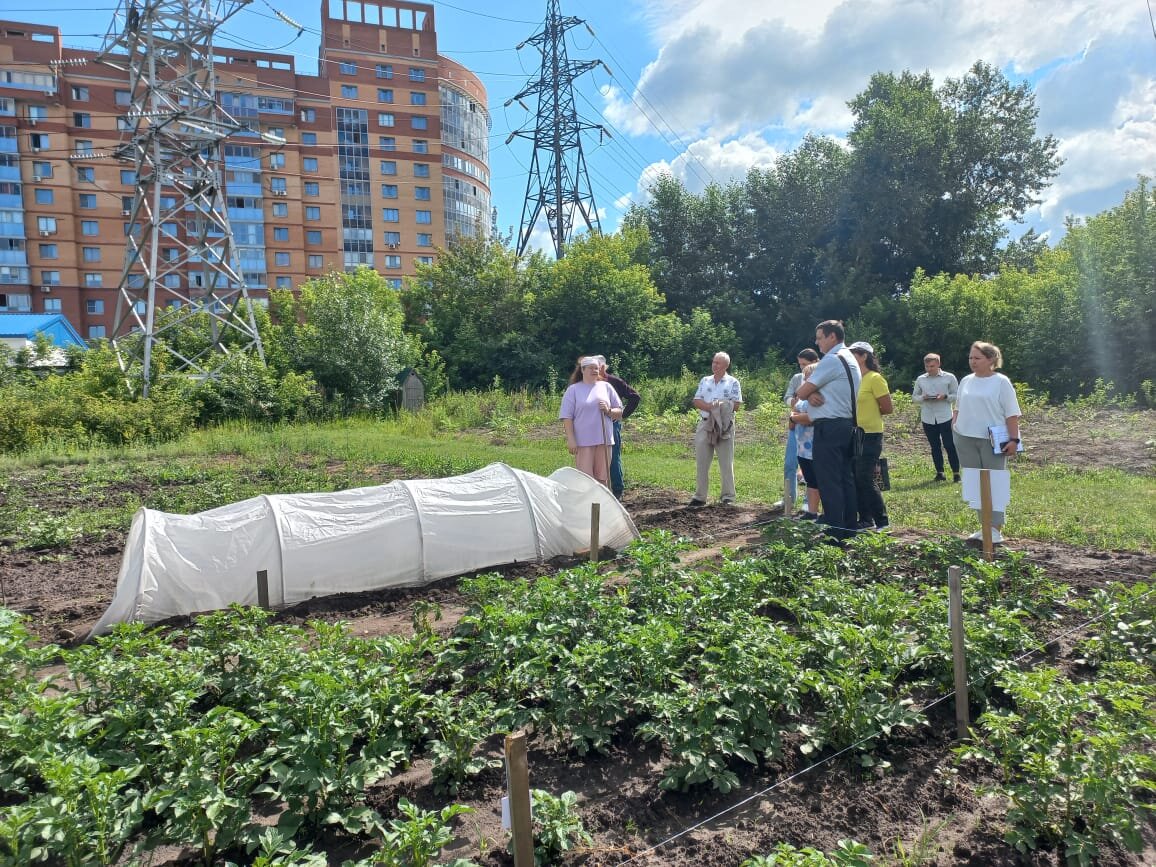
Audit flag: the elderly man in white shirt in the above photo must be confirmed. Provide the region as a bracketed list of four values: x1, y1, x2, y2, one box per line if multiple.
[688, 351, 743, 507]
[912, 352, 961, 482]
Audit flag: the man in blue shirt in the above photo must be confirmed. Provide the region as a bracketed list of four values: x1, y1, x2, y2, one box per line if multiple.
[794, 320, 861, 537]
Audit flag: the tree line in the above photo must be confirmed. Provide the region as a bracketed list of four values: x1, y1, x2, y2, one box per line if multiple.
[2, 61, 1152, 453]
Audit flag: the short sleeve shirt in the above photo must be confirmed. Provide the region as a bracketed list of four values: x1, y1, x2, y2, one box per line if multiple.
[806, 345, 860, 420]
[856, 370, 890, 434]
[559, 381, 622, 447]
[694, 373, 742, 418]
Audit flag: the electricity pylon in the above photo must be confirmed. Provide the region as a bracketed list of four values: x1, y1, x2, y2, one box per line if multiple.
[506, 0, 607, 259]
[95, 0, 267, 396]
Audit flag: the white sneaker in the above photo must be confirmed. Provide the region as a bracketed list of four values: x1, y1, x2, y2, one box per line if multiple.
[968, 529, 1003, 543]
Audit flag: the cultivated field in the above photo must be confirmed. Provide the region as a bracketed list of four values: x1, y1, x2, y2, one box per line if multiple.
[1, 402, 1154, 865]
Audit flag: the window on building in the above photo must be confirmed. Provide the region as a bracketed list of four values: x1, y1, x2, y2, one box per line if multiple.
[29, 133, 50, 151]
[38, 243, 57, 259]
[87, 299, 104, 314]
[304, 182, 319, 196]
[161, 274, 180, 288]
[306, 230, 321, 245]
[82, 246, 101, 262]
[339, 61, 357, 75]
[71, 85, 89, 101]
[115, 89, 131, 106]
[300, 108, 316, 122]
[383, 231, 400, 246]
[76, 166, 95, 183]
[275, 276, 292, 289]
[121, 170, 137, 185]
[303, 157, 318, 172]
[414, 186, 431, 201]
[274, 252, 290, 266]
[408, 67, 426, 82]
[380, 160, 397, 175]
[382, 208, 399, 222]
[305, 206, 320, 220]
[340, 85, 359, 99]
[269, 153, 285, 169]
[81, 220, 99, 236]
[74, 139, 93, 154]
[122, 196, 133, 212]
[272, 202, 288, 217]
[32, 161, 52, 178]
[34, 188, 53, 205]
[417, 232, 433, 247]
[73, 112, 92, 128]
[417, 255, 434, 265]
[41, 270, 61, 285]
[270, 176, 287, 193]
[377, 113, 395, 127]
[414, 163, 430, 178]
[413, 139, 429, 154]
[84, 272, 103, 287]
[379, 136, 396, 151]
[117, 116, 133, 132]
[28, 105, 49, 120]
[78, 193, 97, 209]
[381, 184, 398, 198]
[375, 64, 393, 79]
[273, 227, 289, 241]
[308, 254, 324, 268]
[37, 216, 57, 233]
[415, 210, 432, 224]
[301, 132, 317, 145]
[384, 255, 401, 269]
[88, 325, 106, 338]
[377, 88, 393, 103]
[411, 115, 428, 130]
[410, 92, 426, 106]
[386, 278, 403, 290]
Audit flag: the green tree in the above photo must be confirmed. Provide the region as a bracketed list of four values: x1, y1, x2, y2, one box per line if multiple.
[533, 229, 668, 382]
[1062, 176, 1156, 401]
[271, 268, 408, 411]
[836, 62, 1061, 294]
[400, 235, 549, 389]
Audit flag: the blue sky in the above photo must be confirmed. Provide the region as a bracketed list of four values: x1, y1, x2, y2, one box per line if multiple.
[11, 0, 1156, 252]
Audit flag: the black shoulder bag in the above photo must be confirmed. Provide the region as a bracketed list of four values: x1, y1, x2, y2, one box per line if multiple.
[837, 354, 865, 458]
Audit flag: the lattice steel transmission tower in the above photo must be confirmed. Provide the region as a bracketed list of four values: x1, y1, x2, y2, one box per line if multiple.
[506, 0, 607, 259]
[95, 0, 266, 396]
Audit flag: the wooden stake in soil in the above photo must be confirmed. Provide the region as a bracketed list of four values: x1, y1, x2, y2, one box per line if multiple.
[589, 502, 601, 563]
[256, 569, 270, 610]
[505, 731, 534, 867]
[978, 469, 994, 561]
[948, 565, 970, 740]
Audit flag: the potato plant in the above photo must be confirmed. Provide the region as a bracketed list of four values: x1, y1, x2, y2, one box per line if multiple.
[1, 532, 1152, 863]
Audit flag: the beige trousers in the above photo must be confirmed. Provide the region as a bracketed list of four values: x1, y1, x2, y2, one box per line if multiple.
[694, 419, 736, 501]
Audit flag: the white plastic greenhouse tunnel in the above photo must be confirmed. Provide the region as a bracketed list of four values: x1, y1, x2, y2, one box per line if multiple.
[90, 463, 639, 636]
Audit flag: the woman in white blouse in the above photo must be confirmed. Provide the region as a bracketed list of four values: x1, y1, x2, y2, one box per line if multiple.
[952, 342, 1022, 542]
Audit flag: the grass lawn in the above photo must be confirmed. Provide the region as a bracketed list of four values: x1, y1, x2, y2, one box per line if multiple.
[2, 413, 1152, 552]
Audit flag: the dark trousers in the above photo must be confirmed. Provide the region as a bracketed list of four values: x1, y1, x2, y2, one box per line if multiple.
[854, 432, 887, 525]
[811, 417, 856, 533]
[609, 419, 624, 498]
[922, 420, 959, 474]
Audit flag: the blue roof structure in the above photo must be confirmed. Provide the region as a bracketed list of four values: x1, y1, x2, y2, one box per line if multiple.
[0, 313, 87, 350]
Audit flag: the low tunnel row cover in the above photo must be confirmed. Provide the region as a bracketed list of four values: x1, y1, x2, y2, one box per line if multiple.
[90, 463, 639, 635]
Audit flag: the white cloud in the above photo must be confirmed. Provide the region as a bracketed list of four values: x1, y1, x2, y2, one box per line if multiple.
[607, 0, 1153, 238]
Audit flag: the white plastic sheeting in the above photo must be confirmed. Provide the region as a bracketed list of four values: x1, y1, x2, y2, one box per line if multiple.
[91, 463, 638, 635]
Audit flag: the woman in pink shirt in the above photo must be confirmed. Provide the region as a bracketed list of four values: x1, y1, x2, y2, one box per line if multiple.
[560, 356, 623, 486]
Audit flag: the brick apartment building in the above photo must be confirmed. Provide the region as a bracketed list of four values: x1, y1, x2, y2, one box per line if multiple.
[0, 0, 490, 340]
